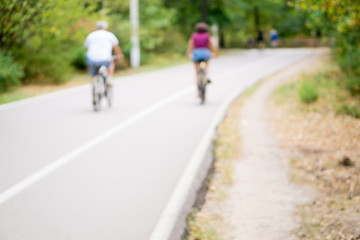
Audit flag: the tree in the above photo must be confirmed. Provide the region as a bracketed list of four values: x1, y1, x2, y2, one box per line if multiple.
[0, 0, 92, 84]
[298, 0, 360, 94]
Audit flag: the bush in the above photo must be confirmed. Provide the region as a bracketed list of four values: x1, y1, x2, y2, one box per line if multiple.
[346, 75, 360, 95]
[71, 47, 87, 70]
[334, 47, 360, 95]
[340, 104, 360, 118]
[0, 52, 24, 93]
[20, 43, 74, 84]
[299, 80, 319, 103]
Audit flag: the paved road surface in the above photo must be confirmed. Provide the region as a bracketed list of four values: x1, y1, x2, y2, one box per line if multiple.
[0, 49, 318, 240]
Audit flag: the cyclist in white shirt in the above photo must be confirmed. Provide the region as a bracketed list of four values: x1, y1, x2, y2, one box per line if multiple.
[84, 20, 123, 85]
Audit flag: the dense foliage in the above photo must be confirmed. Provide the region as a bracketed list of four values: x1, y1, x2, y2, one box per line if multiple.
[0, 51, 23, 93]
[0, 0, 311, 92]
[1, 0, 92, 85]
[298, 0, 360, 95]
[164, 0, 308, 47]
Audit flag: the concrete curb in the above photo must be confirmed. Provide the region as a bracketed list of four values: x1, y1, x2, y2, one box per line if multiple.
[149, 81, 259, 240]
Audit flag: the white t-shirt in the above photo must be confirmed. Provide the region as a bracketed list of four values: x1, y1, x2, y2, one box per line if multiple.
[84, 30, 119, 62]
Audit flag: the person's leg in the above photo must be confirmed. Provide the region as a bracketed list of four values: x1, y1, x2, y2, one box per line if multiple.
[108, 61, 115, 76]
[106, 61, 115, 86]
[194, 62, 201, 95]
[205, 61, 212, 83]
[194, 62, 200, 86]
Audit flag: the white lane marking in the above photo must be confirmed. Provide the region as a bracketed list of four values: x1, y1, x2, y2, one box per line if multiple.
[0, 87, 193, 205]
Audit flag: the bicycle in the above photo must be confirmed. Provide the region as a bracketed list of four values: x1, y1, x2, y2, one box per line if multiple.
[92, 62, 113, 111]
[198, 61, 208, 104]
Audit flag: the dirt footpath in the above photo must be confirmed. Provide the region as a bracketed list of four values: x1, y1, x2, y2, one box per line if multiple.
[188, 49, 328, 240]
[224, 52, 328, 239]
[222, 58, 321, 239]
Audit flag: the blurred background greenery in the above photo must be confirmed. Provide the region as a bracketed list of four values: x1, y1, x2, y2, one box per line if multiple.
[0, 0, 359, 97]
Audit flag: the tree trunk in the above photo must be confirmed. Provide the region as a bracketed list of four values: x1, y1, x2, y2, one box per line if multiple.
[254, 5, 260, 33]
[202, 0, 208, 22]
[219, 26, 225, 48]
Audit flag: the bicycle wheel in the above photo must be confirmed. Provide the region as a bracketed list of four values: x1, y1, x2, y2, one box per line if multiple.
[199, 68, 207, 104]
[92, 76, 101, 111]
[106, 84, 113, 107]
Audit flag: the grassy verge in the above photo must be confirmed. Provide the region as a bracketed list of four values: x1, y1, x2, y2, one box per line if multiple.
[0, 49, 241, 105]
[270, 56, 360, 239]
[273, 55, 360, 118]
[0, 52, 187, 105]
[186, 82, 261, 240]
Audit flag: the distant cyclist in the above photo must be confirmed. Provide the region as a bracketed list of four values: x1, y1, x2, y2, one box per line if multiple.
[186, 22, 218, 94]
[84, 20, 124, 86]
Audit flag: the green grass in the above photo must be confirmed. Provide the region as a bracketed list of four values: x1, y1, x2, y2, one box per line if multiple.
[242, 80, 263, 98]
[273, 81, 298, 104]
[186, 210, 220, 240]
[338, 103, 360, 118]
[0, 93, 31, 103]
[273, 57, 360, 119]
[298, 80, 319, 103]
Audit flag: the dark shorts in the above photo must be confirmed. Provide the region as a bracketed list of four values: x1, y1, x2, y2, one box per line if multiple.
[86, 57, 111, 76]
[192, 48, 212, 63]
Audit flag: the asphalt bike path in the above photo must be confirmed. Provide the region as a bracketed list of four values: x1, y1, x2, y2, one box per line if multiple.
[0, 49, 317, 240]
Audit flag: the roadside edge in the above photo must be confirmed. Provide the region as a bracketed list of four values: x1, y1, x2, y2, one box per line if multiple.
[150, 49, 327, 240]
